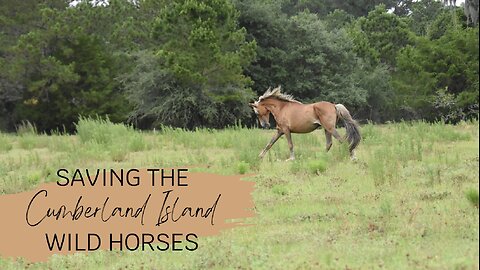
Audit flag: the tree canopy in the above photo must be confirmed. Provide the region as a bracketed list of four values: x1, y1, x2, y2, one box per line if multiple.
[0, 0, 478, 132]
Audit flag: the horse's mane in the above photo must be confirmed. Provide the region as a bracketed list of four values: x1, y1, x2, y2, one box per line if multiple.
[257, 86, 302, 104]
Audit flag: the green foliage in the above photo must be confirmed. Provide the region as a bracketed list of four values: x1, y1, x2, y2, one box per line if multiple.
[355, 64, 395, 121]
[6, 4, 129, 132]
[279, 0, 401, 17]
[351, 5, 413, 67]
[153, 0, 256, 89]
[394, 26, 479, 121]
[236, 3, 369, 107]
[124, 0, 257, 129]
[465, 188, 479, 208]
[284, 12, 367, 105]
[324, 9, 355, 30]
[234, 0, 289, 93]
[427, 8, 468, 40]
[0, 0, 67, 131]
[0, 0, 478, 130]
[237, 161, 250, 174]
[306, 159, 328, 175]
[406, 0, 445, 36]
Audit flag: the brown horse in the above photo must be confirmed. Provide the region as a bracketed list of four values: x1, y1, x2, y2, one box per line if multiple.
[249, 86, 361, 160]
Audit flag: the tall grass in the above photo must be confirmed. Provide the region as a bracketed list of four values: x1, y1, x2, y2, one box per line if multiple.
[15, 120, 37, 135]
[76, 116, 133, 144]
[0, 134, 13, 152]
[75, 116, 147, 161]
[0, 120, 478, 268]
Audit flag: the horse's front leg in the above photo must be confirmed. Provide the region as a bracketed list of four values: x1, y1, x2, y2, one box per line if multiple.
[259, 131, 283, 159]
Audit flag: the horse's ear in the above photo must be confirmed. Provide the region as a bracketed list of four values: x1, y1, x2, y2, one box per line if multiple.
[249, 103, 257, 108]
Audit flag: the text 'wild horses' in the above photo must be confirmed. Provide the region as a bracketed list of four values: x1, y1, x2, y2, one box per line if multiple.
[249, 86, 361, 161]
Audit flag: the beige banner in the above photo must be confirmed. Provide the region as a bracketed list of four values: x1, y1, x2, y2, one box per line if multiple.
[0, 168, 255, 262]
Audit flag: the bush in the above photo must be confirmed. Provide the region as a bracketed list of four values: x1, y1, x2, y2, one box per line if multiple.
[306, 159, 327, 175]
[465, 189, 479, 208]
[237, 161, 250, 174]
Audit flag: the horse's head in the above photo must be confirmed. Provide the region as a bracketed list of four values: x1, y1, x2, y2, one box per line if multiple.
[249, 101, 271, 129]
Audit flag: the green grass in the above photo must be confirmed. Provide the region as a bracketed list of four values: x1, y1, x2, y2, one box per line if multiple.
[0, 119, 478, 269]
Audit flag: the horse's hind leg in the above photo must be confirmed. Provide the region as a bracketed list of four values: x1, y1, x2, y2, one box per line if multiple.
[315, 104, 343, 143]
[325, 130, 333, 152]
[319, 115, 343, 143]
[285, 131, 295, 161]
[330, 128, 343, 142]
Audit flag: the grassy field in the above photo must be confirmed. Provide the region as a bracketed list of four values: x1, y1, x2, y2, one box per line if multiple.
[0, 119, 478, 269]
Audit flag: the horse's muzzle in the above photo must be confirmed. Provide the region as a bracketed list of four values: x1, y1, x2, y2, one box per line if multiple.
[261, 122, 270, 129]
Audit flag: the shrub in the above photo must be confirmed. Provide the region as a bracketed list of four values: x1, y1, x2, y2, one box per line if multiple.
[306, 159, 327, 175]
[237, 161, 250, 174]
[465, 189, 479, 208]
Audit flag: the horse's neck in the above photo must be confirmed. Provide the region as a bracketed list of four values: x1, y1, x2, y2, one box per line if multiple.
[263, 99, 287, 118]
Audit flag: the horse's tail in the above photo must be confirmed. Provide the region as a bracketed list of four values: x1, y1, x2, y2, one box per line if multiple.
[335, 104, 361, 153]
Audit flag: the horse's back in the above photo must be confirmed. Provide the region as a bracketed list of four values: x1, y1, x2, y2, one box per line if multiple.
[278, 101, 334, 133]
[311, 101, 336, 116]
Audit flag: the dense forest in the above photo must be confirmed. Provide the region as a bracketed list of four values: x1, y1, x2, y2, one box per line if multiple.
[0, 0, 478, 132]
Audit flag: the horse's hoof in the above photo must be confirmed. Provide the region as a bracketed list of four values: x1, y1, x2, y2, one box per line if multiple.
[285, 158, 295, 162]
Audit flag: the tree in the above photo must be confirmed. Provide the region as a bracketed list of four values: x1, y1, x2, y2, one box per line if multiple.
[464, 0, 479, 26]
[324, 9, 355, 31]
[282, 12, 367, 107]
[351, 5, 413, 67]
[0, 0, 70, 130]
[234, 0, 290, 94]
[427, 7, 468, 40]
[236, 2, 369, 109]
[279, 0, 401, 17]
[9, 5, 129, 132]
[393, 27, 479, 121]
[405, 0, 445, 36]
[355, 64, 395, 122]
[125, 0, 257, 129]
